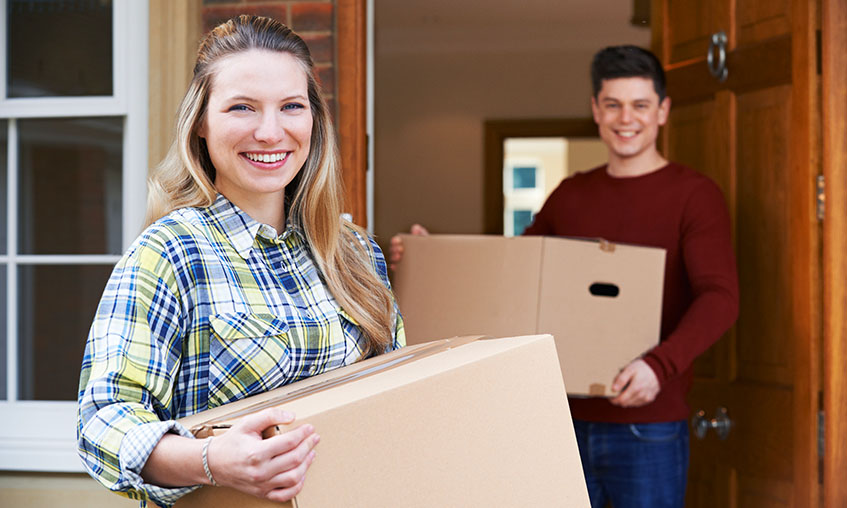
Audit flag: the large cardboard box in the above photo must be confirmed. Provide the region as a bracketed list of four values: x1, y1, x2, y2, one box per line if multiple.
[175, 335, 590, 508]
[392, 234, 666, 397]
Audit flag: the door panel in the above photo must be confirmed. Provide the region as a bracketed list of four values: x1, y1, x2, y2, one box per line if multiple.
[666, 1, 730, 63]
[738, 0, 791, 45]
[730, 384, 793, 482]
[667, 100, 730, 194]
[737, 475, 792, 508]
[686, 464, 722, 508]
[735, 85, 793, 386]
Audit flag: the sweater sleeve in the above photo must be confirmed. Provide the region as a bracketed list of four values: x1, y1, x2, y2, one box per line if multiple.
[642, 180, 739, 385]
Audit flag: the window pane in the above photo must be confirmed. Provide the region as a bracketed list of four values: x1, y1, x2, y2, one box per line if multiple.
[513, 210, 533, 236]
[17, 264, 112, 401]
[513, 166, 537, 189]
[18, 117, 123, 255]
[7, 0, 113, 98]
[0, 121, 6, 254]
[0, 122, 4, 399]
[0, 266, 5, 400]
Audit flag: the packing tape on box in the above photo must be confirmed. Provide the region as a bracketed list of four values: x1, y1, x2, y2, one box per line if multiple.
[588, 383, 607, 396]
[189, 335, 488, 437]
[598, 239, 616, 253]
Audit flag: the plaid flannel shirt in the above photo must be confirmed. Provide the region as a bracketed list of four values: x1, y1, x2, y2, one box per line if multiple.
[77, 194, 405, 507]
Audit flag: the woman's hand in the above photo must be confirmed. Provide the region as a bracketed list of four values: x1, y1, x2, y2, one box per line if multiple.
[206, 407, 320, 503]
[142, 408, 319, 502]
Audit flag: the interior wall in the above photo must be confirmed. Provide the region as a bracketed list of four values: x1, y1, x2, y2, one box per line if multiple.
[373, 1, 650, 247]
[567, 138, 609, 178]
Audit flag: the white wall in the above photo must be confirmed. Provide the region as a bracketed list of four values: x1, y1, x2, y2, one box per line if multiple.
[373, 1, 650, 244]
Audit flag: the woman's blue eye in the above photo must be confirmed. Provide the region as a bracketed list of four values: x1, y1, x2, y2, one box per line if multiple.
[228, 104, 250, 112]
[283, 103, 305, 111]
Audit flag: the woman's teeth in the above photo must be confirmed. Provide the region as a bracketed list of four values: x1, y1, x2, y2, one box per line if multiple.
[245, 152, 287, 163]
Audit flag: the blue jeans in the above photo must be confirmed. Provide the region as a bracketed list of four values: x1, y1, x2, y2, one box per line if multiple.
[573, 419, 689, 508]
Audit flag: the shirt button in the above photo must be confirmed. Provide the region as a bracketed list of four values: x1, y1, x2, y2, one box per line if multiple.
[309, 364, 318, 374]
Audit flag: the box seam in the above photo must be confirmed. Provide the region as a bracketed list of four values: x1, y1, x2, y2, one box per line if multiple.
[535, 238, 546, 332]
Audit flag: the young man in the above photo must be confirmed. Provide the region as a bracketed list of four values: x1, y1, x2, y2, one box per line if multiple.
[390, 46, 739, 508]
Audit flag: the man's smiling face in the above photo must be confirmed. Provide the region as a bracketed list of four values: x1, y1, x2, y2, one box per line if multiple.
[591, 76, 670, 165]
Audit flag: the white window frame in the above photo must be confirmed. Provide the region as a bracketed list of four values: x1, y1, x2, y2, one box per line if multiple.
[0, 0, 148, 472]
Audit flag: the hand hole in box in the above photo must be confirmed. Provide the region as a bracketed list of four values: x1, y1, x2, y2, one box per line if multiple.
[589, 282, 620, 298]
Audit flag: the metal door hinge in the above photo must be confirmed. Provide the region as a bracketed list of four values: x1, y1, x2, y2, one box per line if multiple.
[819, 409, 824, 483]
[817, 174, 825, 221]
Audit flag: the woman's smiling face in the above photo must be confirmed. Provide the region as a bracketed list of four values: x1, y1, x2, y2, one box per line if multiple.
[200, 49, 313, 215]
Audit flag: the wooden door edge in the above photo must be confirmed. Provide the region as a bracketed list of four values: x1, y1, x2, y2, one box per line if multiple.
[822, 0, 847, 506]
[790, 1, 823, 506]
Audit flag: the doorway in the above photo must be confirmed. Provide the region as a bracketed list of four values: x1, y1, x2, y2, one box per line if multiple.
[483, 118, 599, 234]
[502, 137, 606, 236]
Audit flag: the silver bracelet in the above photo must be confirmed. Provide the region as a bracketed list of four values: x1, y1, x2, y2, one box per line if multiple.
[201, 437, 218, 487]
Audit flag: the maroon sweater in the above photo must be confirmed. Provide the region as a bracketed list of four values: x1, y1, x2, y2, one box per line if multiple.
[524, 162, 739, 423]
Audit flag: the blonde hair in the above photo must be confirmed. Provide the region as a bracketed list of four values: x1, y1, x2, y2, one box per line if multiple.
[146, 15, 395, 356]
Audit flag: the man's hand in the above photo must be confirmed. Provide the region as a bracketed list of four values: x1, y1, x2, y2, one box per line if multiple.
[609, 359, 660, 408]
[389, 224, 429, 270]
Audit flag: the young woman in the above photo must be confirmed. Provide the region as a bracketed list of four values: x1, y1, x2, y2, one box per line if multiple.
[77, 15, 404, 508]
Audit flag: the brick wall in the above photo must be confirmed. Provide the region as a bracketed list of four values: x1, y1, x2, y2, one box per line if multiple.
[201, 0, 336, 112]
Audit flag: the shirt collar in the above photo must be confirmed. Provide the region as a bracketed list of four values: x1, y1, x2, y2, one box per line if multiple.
[204, 194, 303, 259]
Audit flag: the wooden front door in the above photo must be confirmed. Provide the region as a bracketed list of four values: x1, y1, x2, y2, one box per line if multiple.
[653, 1, 821, 506]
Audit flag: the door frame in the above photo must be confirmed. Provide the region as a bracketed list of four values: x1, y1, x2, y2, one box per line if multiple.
[822, 0, 847, 505]
[337, 0, 368, 226]
[482, 118, 598, 234]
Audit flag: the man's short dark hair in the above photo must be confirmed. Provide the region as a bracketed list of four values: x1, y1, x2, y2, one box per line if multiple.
[591, 45, 666, 100]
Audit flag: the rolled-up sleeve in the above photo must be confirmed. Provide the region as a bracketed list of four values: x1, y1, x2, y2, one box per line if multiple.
[77, 236, 195, 507]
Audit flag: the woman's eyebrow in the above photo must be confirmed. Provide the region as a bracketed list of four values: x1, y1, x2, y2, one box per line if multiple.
[224, 94, 309, 102]
[224, 95, 256, 102]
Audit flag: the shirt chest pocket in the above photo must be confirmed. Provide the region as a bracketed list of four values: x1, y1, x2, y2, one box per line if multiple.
[207, 312, 292, 407]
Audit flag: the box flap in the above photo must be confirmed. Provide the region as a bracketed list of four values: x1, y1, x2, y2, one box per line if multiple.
[178, 335, 485, 434]
[392, 234, 543, 343]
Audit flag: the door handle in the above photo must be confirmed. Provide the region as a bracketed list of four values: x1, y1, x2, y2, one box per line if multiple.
[691, 406, 732, 440]
[707, 31, 728, 82]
